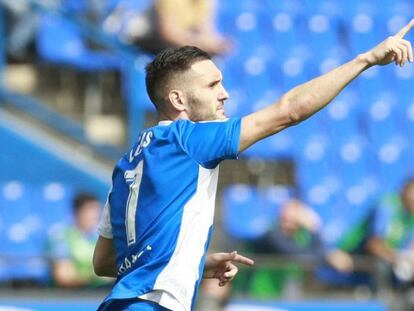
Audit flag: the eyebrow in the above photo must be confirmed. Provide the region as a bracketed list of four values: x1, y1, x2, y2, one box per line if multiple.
[207, 74, 223, 87]
[208, 79, 221, 87]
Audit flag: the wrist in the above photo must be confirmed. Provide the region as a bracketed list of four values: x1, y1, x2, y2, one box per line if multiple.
[356, 53, 374, 69]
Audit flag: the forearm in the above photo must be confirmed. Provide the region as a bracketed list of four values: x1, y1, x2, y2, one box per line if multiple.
[239, 55, 370, 151]
[240, 21, 414, 152]
[366, 237, 397, 264]
[279, 54, 370, 124]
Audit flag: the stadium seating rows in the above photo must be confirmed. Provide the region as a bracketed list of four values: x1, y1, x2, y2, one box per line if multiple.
[0, 181, 73, 283]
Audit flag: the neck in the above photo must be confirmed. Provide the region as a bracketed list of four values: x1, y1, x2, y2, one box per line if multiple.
[159, 111, 190, 122]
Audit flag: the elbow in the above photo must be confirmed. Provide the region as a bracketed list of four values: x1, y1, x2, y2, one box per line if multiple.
[92, 254, 106, 277]
[93, 264, 108, 278]
[93, 260, 103, 276]
[281, 95, 313, 126]
[93, 254, 116, 277]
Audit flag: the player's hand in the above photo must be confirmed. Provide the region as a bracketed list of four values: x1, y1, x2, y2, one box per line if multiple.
[203, 251, 254, 286]
[360, 19, 414, 67]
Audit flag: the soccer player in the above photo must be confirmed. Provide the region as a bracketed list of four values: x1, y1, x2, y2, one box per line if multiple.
[93, 20, 414, 311]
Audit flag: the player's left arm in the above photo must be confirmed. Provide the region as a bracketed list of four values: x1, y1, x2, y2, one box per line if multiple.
[203, 251, 254, 286]
[93, 236, 117, 277]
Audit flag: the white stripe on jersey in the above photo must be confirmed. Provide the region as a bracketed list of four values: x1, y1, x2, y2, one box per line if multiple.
[150, 165, 219, 311]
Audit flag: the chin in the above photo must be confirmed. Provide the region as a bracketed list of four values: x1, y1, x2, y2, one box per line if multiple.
[216, 111, 227, 120]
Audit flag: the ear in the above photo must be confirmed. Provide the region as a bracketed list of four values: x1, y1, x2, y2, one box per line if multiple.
[168, 90, 187, 112]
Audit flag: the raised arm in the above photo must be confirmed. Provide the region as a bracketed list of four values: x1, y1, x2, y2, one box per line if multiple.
[239, 19, 414, 152]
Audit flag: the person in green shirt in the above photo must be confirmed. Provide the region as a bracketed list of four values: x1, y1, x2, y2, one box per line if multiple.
[48, 193, 112, 287]
[366, 179, 414, 283]
[320, 209, 373, 287]
[321, 179, 414, 286]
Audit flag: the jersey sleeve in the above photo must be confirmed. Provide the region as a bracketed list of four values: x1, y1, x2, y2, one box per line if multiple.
[175, 118, 241, 169]
[98, 198, 113, 239]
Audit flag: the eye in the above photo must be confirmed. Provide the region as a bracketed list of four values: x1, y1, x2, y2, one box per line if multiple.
[208, 80, 221, 88]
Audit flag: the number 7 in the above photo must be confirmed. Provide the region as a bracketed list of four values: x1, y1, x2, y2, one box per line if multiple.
[125, 160, 144, 246]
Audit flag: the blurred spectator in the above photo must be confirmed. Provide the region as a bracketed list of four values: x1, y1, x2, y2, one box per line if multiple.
[321, 179, 414, 288]
[366, 179, 414, 284]
[253, 199, 323, 256]
[103, 0, 230, 55]
[249, 198, 323, 298]
[48, 192, 111, 287]
[320, 213, 373, 287]
[198, 198, 323, 310]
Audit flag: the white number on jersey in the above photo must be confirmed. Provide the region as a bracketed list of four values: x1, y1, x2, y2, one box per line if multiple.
[124, 160, 144, 246]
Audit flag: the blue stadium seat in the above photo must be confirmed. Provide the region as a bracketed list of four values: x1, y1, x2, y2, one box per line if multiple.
[311, 43, 348, 75]
[294, 132, 332, 185]
[393, 64, 414, 100]
[373, 135, 410, 192]
[356, 66, 388, 104]
[241, 55, 273, 105]
[222, 185, 263, 240]
[34, 182, 74, 235]
[301, 176, 340, 223]
[232, 10, 265, 52]
[332, 135, 370, 188]
[222, 184, 294, 241]
[266, 0, 305, 17]
[324, 91, 360, 145]
[347, 14, 384, 54]
[218, 0, 265, 35]
[378, 1, 414, 27]
[364, 90, 399, 147]
[123, 53, 156, 113]
[398, 96, 414, 146]
[302, 13, 340, 60]
[36, 14, 121, 71]
[267, 10, 302, 61]
[241, 129, 295, 160]
[303, 0, 342, 19]
[277, 49, 310, 90]
[0, 182, 49, 283]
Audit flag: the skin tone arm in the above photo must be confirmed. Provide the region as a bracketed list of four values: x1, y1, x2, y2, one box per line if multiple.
[239, 20, 414, 152]
[93, 236, 255, 283]
[157, 0, 229, 54]
[366, 236, 398, 265]
[325, 249, 355, 273]
[93, 236, 117, 277]
[53, 260, 95, 287]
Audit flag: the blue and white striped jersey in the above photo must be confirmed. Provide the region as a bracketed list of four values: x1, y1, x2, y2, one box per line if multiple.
[98, 118, 241, 311]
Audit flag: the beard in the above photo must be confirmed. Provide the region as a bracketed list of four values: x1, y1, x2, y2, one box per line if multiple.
[187, 92, 219, 122]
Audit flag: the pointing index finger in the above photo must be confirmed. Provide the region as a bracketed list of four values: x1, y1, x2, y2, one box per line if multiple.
[231, 253, 255, 266]
[396, 19, 414, 38]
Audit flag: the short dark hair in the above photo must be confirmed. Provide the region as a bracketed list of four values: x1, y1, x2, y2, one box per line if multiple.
[73, 192, 98, 213]
[145, 46, 211, 111]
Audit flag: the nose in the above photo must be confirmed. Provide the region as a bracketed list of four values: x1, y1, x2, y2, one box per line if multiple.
[218, 85, 229, 101]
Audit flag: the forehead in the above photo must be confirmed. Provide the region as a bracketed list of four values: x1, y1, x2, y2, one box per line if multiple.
[189, 60, 222, 81]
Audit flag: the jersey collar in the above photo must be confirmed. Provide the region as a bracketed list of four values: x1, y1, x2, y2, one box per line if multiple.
[158, 120, 173, 126]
